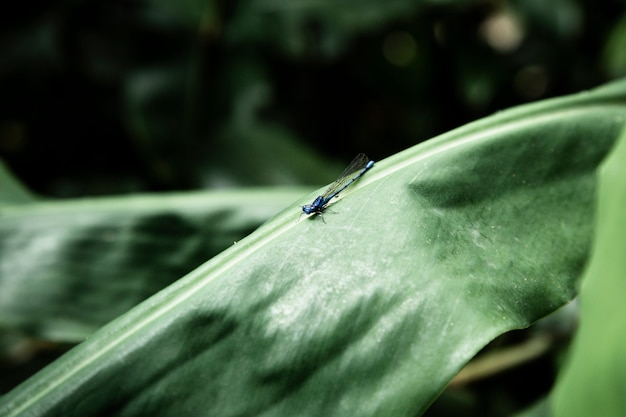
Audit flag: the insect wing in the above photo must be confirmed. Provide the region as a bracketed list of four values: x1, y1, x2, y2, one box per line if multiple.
[321, 153, 371, 198]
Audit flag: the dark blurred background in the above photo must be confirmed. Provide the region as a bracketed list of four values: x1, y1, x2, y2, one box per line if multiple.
[1, 0, 625, 197]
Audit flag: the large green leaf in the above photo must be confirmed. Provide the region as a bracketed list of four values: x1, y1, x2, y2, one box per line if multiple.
[0, 188, 306, 341]
[1, 79, 626, 417]
[551, 123, 626, 416]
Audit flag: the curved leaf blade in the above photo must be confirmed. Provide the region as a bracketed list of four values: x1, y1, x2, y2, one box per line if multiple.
[2, 79, 626, 417]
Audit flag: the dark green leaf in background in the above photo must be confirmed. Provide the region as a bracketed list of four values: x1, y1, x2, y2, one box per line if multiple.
[0, 160, 35, 204]
[1, 79, 625, 417]
[0, 180, 308, 341]
[551, 122, 626, 417]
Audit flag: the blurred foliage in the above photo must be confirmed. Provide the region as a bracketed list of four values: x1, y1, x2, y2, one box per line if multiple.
[1, 0, 625, 196]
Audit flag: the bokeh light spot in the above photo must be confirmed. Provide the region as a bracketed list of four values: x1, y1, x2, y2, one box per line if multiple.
[383, 31, 417, 67]
[480, 10, 524, 52]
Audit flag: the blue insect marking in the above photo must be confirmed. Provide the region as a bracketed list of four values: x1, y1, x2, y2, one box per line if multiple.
[302, 153, 375, 217]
